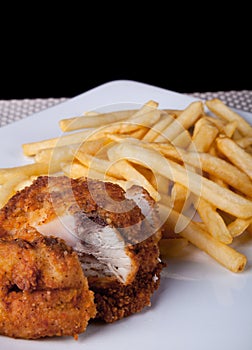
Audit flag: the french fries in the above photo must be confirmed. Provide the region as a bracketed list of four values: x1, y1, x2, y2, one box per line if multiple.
[74, 150, 160, 201]
[190, 117, 219, 152]
[147, 143, 252, 196]
[142, 112, 175, 142]
[107, 142, 252, 218]
[61, 160, 128, 190]
[216, 135, 252, 180]
[206, 98, 252, 137]
[155, 101, 203, 142]
[160, 204, 247, 273]
[35, 138, 108, 164]
[1, 98, 252, 274]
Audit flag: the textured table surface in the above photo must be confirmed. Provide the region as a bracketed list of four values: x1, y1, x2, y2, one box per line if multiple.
[0, 91, 252, 128]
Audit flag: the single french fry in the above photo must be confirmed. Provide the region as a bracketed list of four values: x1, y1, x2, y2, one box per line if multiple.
[227, 217, 252, 237]
[159, 203, 247, 272]
[197, 198, 233, 244]
[142, 112, 175, 142]
[108, 143, 252, 218]
[216, 135, 252, 180]
[22, 129, 96, 156]
[190, 117, 219, 152]
[0, 162, 61, 184]
[206, 98, 252, 137]
[155, 101, 203, 142]
[222, 120, 238, 138]
[59, 110, 135, 132]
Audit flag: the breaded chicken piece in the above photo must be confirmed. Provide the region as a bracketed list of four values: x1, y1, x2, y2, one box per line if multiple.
[0, 176, 163, 325]
[0, 233, 96, 339]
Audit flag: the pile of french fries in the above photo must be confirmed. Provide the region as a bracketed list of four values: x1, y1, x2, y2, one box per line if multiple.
[1, 98, 252, 273]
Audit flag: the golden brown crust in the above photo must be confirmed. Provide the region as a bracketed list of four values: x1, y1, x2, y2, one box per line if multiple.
[93, 263, 163, 323]
[0, 235, 96, 339]
[0, 176, 163, 331]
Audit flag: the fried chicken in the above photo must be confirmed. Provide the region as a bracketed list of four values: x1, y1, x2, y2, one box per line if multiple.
[0, 176, 163, 337]
[0, 233, 96, 339]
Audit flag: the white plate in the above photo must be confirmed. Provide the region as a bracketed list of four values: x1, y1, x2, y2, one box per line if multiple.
[1, 80, 252, 350]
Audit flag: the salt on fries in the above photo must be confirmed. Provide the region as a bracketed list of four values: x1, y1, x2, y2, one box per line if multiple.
[1, 98, 252, 273]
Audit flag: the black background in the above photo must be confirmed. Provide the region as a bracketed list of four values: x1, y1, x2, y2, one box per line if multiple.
[1, 48, 251, 100]
[1, 8, 251, 100]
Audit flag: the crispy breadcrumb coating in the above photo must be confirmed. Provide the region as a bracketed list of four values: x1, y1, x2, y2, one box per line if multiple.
[0, 176, 163, 336]
[0, 234, 96, 339]
[91, 244, 163, 323]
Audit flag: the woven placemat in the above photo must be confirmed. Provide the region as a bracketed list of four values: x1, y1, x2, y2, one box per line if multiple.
[0, 98, 67, 128]
[189, 90, 252, 112]
[0, 91, 252, 128]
